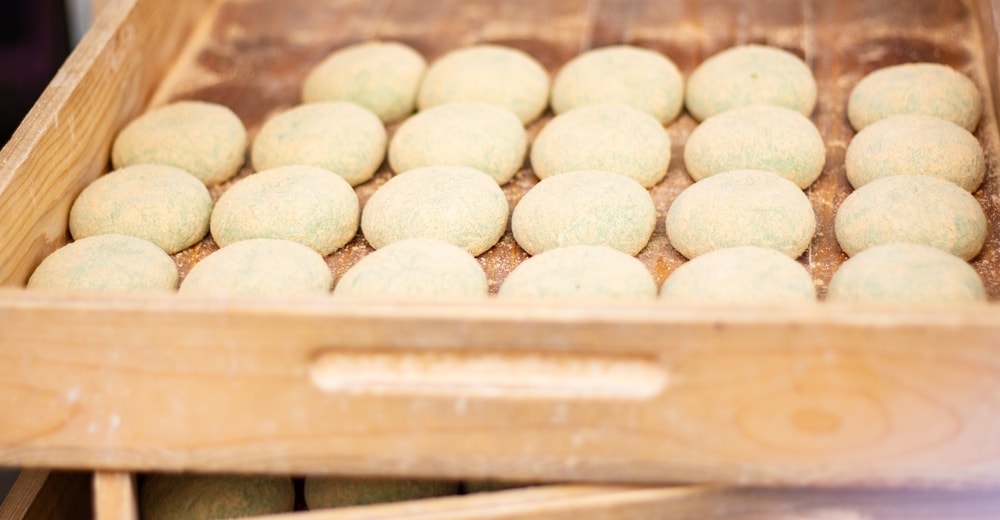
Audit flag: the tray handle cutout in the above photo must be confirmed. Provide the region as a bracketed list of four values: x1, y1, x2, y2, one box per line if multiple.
[309, 349, 668, 400]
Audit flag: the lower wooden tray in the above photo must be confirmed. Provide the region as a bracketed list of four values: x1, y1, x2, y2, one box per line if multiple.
[7, 471, 1000, 520]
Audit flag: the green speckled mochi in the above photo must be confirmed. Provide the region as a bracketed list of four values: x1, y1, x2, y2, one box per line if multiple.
[251, 102, 386, 186]
[111, 100, 247, 186]
[69, 164, 212, 254]
[845, 114, 984, 192]
[684, 44, 817, 121]
[179, 238, 332, 296]
[333, 238, 487, 299]
[498, 245, 657, 301]
[659, 246, 816, 304]
[834, 174, 987, 260]
[418, 44, 550, 125]
[361, 166, 508, 255]
[27, 234, 178, 292]
[304, 477, 459, 510]
[530, 103, 671, 188]
[140, 474, 294, 520]
[847, 62, 982, 132]
[666, 169, 816, 259]
[512, 169, 655, 255]
[551, 44, 684, 123]
[388, 101, 527, 184]
[683, 104, 825, 188]
[211, 165, 359, 255]
[302, 41, 427, 124]
[827, 243, 986, 304]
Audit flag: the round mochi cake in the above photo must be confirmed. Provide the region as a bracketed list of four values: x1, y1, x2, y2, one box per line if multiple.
[388, 101, 527, 184]
[511, 169, 656, 256]
[303, 477, 459, 510]
[27, 234, 178, 292]
[847, 62, 982, 132]
[683, 104, 826, 189]
[418, 44, 550, 124]
[827, 243, 986, 304]
[834, 174, 987, 260]
[210, 165, 359, 256]
[69, 164, 212, 254]
[659, 246, 816, 304]
[666, 169, 816, 259]
[333, 238, 488, 299]
[179, 238, 333, 296]
[251, 101, 387, 186]
[360, 166, 509, 256]
[530, 103, 671, 188]
[140, 474, 294, 520]
[111, 100, 247, 186]
[551, 44, 685, 123]
[684, 44, 817, 121]
[302, 40, 427, 124]
[845, 114, 984, 192]
[497, 245, 658, 301]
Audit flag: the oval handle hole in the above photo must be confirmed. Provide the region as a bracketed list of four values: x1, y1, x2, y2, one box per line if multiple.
[309, 349, 668, 400]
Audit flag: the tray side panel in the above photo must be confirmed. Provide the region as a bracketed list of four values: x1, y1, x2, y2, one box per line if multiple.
[2, 293, 1000, 487]
[0, 0, 209, 287]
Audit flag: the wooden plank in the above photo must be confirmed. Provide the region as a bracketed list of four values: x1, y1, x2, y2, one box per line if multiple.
[0, 470, 92, 520]
[93, 472, 136, 520]
[1, 291, 1000, 487]
[0, 0, 210, 287]
[253, 485, 1000, 520]
[261, 485, 700, 520]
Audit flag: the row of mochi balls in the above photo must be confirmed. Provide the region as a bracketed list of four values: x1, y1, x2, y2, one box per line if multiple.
[25, 39, 990, 303]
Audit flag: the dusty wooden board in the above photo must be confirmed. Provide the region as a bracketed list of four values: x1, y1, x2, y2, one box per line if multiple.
[2, 291, 1000, 487]
[136, 0, 1000, 298]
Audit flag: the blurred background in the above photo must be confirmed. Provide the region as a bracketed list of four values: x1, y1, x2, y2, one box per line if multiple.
[0, 0, 92, 143]
[0, 0, 92, 500]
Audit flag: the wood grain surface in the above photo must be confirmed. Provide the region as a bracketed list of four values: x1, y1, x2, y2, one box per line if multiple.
[254, 485, 1000, 520]
[2, 291, 1000, 487]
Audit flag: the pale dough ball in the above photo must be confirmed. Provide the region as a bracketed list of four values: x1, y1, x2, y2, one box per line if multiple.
[69, 164, 212, 254]
[683, 104, 825, 189]
[302, 41, 427, 124]
[361, 166, 508, 255]
[512, 169, 655, 256]
[498, 245, 657, 301]
[27, 234, 178, 292]
[659, 246, 816, 304]
[551, 45, 684, 124]
[834, 175, 987, 260]
[685, 44, 817, 121]
[530, 104, 671, 188]
[111, 100, 247, 186]
[388, 101, 526, 184]
[179, 238, 332, 296]
[211, 165, 359, 256]
[418, 44, 550, 125]
[847, 62, 982, 132]
[303, 477, 458, 509]
[666, 169, 816, 259]
[251, 102, 387, 186]
[845, 114, 984, 192]
[827, 243, 986, 304]
[333, 238, 488, 299]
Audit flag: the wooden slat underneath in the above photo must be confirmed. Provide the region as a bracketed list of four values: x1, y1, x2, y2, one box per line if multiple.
[0, 471, 92, 520]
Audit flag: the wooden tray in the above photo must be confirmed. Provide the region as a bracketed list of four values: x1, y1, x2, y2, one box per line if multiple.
[2, 0, 1000, 509]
